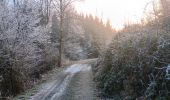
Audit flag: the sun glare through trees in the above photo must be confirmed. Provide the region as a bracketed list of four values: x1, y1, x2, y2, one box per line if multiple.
[0, 0, 170, 99]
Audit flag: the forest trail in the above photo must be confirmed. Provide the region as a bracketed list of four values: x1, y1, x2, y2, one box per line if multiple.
[30, 59, 97, 100]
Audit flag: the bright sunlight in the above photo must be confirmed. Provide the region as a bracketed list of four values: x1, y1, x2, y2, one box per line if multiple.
[75, 0, 153, 29]
[1, 0, 170, 99]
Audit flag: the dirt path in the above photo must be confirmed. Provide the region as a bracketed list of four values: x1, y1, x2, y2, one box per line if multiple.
[30, 63, 96, 100]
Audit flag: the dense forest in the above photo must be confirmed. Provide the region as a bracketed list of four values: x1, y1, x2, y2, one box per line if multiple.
[0, 0, 114, 99]
[0, 0, 170, 100]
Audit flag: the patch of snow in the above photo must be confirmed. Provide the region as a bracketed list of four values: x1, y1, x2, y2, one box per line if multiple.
[65, 64, 83, 74]
[64, 64, 91, 74]
[51, 75, 72, 100]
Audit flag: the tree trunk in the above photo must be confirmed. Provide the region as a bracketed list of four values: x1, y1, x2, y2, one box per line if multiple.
[58, 0, 63, 67]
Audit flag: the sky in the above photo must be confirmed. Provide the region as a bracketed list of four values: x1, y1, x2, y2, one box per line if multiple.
[74, 0, 153, 29]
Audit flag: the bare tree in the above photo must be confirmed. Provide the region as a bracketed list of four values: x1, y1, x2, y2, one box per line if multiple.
[52, 0, 81, 67]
